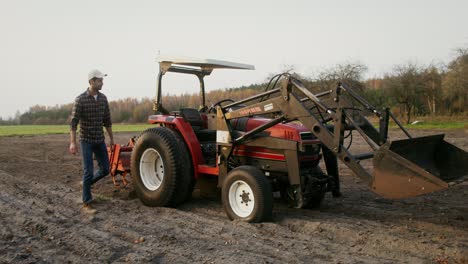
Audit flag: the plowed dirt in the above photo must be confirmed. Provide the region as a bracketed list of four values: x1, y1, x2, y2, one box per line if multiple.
[0, 129, 467, 263]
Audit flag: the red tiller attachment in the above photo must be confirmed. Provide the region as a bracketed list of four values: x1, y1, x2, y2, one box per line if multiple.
[107, 138, 135, 187]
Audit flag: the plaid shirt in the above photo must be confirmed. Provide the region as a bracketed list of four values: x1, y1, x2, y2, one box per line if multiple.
[70, 89, 112, 143]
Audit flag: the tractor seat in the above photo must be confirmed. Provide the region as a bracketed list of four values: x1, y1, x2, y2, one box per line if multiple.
[180, 108, 216, 142]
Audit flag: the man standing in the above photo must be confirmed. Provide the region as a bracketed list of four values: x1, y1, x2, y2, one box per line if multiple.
[69, 69, 114, 214]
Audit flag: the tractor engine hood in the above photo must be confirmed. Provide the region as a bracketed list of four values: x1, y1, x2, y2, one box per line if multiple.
[231, 117, 315, 142]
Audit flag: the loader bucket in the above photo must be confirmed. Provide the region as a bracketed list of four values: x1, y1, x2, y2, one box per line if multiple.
[372, 134, 468, 199]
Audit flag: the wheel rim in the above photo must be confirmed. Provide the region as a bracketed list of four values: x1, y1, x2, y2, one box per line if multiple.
[140, 148, 164, 191]
[228, 180, 255, 218]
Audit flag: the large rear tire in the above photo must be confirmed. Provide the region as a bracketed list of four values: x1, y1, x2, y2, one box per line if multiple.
[222, 166, 273, 222]
[166, 128, 195, 204]
[131, 127, 189, 207]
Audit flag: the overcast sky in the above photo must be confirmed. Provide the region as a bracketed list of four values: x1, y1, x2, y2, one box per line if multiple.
[0, 0, 467, 119]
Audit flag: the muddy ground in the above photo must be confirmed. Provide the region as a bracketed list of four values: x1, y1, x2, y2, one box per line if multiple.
[0, 129, 467, 263]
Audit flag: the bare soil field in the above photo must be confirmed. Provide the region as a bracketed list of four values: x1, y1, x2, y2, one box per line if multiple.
[0, 129, 467, 263]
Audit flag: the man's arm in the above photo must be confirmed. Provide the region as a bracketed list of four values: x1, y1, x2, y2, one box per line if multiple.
[103, 97, 113, 146]
[70, 130, 78, 154]
[105, 126, 114, 147]
[69, 97, 80, 155]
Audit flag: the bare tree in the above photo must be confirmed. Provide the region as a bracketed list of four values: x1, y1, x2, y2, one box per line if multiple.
[313, 62, 368, 91]
[422, 65, 443, 115]
[442, 48, 468, 114]
[383, 63, 425, 124]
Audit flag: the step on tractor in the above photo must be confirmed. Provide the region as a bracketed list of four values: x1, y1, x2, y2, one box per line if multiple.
[108, 57, 468, 223]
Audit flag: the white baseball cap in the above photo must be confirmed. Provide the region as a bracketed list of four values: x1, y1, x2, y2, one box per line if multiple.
[88, 69, 107, 80]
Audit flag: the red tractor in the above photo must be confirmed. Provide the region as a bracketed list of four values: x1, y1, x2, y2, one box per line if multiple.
[109, 57, 468, 223]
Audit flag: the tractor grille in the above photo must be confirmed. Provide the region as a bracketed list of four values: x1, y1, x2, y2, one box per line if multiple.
[300, 132, 315, 140]
[300, 143, 321, 168]
[303, 144, 321, 154]
[284, 131, 295, 140]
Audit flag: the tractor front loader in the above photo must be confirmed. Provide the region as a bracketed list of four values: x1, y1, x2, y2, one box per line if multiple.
[218, 76, 468, 200]
[108, 57, 468, 222]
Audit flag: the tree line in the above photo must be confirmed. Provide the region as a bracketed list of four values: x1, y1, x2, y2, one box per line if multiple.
[1, 48, 466, 126]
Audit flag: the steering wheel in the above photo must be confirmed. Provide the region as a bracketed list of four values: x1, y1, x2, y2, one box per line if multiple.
[208, 98, 235, 114]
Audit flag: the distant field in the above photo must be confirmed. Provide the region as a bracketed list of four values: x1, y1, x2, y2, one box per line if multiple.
[0, 120, 466, 136]
[0, 124, 155, 136]
[368, 116, 467, 130]
[402, 121, 467, 129]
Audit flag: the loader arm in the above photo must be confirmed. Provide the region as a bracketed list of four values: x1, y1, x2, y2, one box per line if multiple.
[217, 75, 468, 199]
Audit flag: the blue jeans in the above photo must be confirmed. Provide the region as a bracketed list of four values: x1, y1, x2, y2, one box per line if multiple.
[80, 141, 110, 203]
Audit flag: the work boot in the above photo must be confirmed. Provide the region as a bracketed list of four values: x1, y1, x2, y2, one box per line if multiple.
[81, 203, 97, 214]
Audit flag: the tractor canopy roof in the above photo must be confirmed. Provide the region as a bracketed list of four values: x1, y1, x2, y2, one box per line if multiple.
[157, 56, 255, 72]
[154, 56, 254, 113]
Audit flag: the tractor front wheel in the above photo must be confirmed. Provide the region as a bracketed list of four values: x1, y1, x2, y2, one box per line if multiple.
[222, 166, 273, 222]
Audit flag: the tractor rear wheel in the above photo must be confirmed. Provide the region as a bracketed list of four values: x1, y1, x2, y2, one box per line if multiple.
[131, 127, 189, 207]
[222, 166, 273, 222]
[166, 128, 195, 204]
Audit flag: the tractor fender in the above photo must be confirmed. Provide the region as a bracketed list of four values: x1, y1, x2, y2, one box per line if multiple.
[149, 115, 205, 179]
